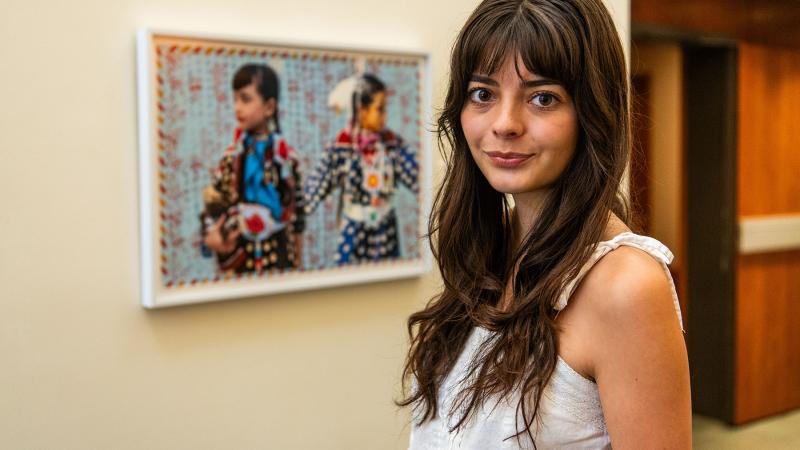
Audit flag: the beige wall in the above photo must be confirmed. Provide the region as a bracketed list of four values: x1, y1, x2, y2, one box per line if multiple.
[0, 1, 628, 449]
[633, 43, 683, 261]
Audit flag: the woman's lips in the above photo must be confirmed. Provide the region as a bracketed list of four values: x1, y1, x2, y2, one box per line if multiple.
[484, 151, 533, 168]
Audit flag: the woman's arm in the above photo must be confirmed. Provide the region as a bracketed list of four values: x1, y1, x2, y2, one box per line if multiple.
[584, 247, 692, 449]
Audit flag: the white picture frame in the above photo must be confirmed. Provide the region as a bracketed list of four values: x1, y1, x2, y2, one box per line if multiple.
[136, 29, 433, 308]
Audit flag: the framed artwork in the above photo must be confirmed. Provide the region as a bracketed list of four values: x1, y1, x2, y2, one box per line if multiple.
[136, 29, 432, 308]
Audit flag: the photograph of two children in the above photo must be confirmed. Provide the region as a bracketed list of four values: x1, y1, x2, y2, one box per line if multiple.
[137, 31, 430, 307]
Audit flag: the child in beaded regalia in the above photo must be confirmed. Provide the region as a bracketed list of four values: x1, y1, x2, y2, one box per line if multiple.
[304, 73, 418, 265]
[200, 63, 305, 274]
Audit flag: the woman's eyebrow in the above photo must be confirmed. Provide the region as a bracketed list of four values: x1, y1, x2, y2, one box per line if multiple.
[470, 74, 561, 88]
[470, 74, 499, 86]
[521, 78, 561, 88]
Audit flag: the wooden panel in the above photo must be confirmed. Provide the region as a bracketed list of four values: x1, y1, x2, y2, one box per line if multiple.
[633, 0, 748, 37]
[735, 250, 800, 423]
[748, 0, 800, 49]
[632, 0, 800, 49]
[738, 43, 800, 216]
[735, 42, 800, 423]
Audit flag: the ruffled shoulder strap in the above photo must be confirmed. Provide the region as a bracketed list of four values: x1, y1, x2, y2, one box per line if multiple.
[554, 232, 684, 331]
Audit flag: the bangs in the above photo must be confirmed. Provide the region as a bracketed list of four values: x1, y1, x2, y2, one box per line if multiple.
[464, 5, 580, 90]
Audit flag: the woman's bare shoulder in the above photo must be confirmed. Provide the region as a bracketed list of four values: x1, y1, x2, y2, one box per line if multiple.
[590, 213, 671, 314]
[579, 244, 676, 326]
[576, 241, 691, 448]
[562, 214, 675, 332]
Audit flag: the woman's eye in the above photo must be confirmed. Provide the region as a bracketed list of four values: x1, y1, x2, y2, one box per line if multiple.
[532, 93, 557, 108]
[468, 88, 493, 103]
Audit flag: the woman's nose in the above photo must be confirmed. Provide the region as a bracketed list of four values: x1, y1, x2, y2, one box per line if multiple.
[492, 101, 525, 138]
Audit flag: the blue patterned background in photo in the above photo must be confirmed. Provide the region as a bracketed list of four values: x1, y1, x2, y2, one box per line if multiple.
[154, 41, 423, 286]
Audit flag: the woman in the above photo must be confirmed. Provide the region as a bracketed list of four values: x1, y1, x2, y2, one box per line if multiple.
[399, 0, 691, 448]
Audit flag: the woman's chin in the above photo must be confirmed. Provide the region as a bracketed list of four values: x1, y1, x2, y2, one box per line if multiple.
[484, 178, 527, 195]
[484, 177, 551, 198]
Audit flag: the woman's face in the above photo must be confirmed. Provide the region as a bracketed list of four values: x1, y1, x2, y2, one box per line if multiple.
[460, 55, 578, 197]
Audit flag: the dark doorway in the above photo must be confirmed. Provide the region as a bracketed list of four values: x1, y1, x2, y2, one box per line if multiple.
[632, 26, 739, 423]
[683, 44, 738, 423]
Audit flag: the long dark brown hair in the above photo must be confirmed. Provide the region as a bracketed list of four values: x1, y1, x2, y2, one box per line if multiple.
[398, 0, 631, 445]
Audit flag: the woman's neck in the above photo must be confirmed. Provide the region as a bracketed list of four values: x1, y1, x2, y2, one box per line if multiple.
[511, 188, 550, 249]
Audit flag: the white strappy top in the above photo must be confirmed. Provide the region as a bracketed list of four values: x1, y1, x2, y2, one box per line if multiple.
[408, 233, 683, 450]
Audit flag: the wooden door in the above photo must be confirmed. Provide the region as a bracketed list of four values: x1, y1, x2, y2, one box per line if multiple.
[735, 42, 800, 424]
